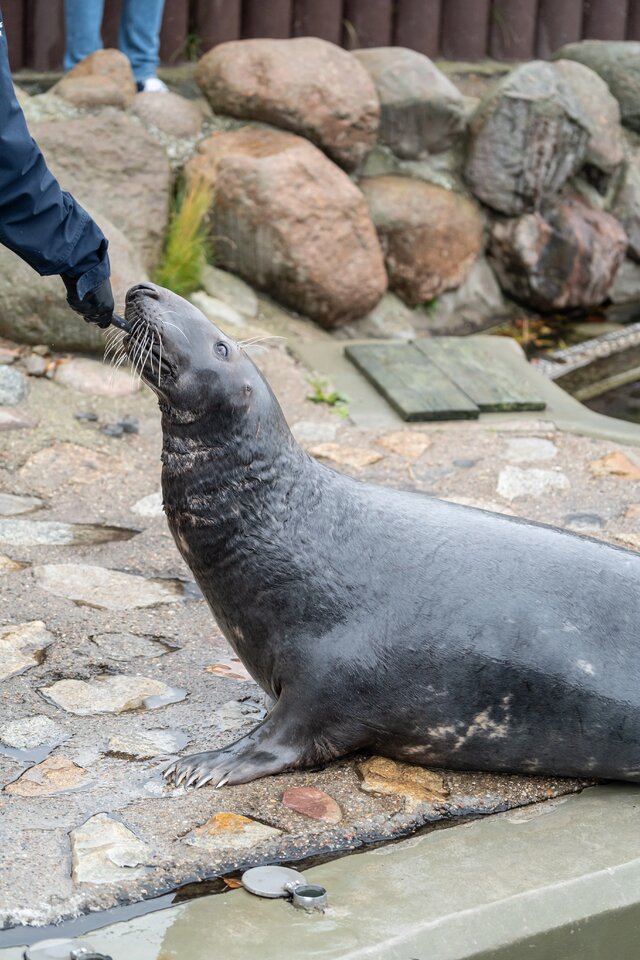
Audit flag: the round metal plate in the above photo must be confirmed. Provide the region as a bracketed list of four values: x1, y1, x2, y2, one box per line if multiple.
[241, 865, 305, 899]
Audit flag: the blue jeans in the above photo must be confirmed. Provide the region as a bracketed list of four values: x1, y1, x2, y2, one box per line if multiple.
[64, 0, 166, 83]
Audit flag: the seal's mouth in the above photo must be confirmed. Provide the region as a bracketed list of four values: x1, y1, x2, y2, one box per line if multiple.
[121, 285, 176, 386]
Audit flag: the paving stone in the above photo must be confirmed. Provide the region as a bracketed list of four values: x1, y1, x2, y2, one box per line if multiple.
[19, 443, 129, 495]
[131, 491, 164, 518]
[291, 420, 338, 445]
[308, 442, 384, 470]
[53, 357, 140, 396]
[213, 698, 266, 732]
[497, 466, 571, 501]
[0, 408, 36, 430]
[589, 451, 640, 480]
[0, 493, 43, 516]
[0, 519, 136, 547]
[0, 365, 28, 405]
[90, 632, 174, 661]
[5, 755, 88, 796]
[33, 563, 182, 610]
[206, 656, 256, 683]
[376, 430, 431, 460]
[200, 264, 259, 318]
[41, 675, 185, 715]
[503, 438, 558, 462]
[0, 621, 55, 681]
[564, 513, 604, 532]
[625, 504, 640, 520]
[0, 554, 27, 573]
[71, 813, 152, 885]
[0, 715, 67, 750]
[107, 728, 189, 759]
[282, 786, 342, 824]
[358, 756, 449, 811]
[185, 812, 282, 851]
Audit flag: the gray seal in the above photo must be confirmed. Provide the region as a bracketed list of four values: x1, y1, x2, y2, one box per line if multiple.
[123, 282, 640, 789]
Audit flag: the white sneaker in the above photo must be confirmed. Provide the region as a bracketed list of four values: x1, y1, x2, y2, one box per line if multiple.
[137, 77, 169, 93]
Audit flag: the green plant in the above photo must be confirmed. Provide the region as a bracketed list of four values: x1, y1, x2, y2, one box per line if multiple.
[307, 375, 350, 418]
[154, 177, 213, 297]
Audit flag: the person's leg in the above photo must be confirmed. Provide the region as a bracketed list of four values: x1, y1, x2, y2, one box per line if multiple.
[119, 0, 166, 85]
[63, 0, 105, 72]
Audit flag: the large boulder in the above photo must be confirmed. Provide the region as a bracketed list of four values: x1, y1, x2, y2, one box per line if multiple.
[0, 209, 148, 353]
[33, 112, 171, 272]
[490, 197, 627, 311]
[464, 61, 624, 216]
[360, 175, 484, 305]
[553, 41, 640, 133]
[613, 148, 640, 262]
[353, 47, 468, 158]
[130, 91, 204, 139]
[195, 38, 379, 169]
[185, 127, 386, 327]
[54, 49, 137, 107]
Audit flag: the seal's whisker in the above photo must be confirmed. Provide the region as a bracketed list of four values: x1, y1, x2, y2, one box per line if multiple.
[161, 319, 190, 344]
[239, 335, 288, 349]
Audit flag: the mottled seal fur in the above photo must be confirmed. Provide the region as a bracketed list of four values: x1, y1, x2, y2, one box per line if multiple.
[123, 282, 640, 789]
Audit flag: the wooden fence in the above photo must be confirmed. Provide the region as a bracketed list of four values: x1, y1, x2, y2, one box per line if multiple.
[4, 0, 640, 72]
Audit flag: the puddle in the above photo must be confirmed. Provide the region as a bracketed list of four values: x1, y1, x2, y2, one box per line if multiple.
[144, 686, 188, 709]
[0, 520, 138, 547]
[0, 494, 44, 517]
[89, 632, 179, 661]
[584, 378, 640, 424]
[0, 738, 67, 766]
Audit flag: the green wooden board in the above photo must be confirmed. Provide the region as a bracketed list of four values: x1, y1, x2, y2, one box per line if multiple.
[345, 343, 480, 421]
[344, 339, 546, 422]
[413, 338, 546, 413]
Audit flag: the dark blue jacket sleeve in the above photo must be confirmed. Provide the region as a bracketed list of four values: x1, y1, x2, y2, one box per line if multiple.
[0, 10, 110, 298]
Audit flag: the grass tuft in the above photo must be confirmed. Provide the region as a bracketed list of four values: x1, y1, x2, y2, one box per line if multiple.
[154, 177, 213, 297]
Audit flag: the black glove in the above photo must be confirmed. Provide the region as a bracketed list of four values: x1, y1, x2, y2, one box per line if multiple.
[61, 275, 115, 329]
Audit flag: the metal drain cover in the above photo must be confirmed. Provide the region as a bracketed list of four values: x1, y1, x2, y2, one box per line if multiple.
[241, 865, 306, 898]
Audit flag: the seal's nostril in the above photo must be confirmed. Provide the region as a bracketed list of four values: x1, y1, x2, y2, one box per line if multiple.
[126, 283, 160, 304]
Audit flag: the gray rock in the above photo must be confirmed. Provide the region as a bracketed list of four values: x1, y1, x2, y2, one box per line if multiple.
[465, 61, 591, 215]
[41, 675, 184, 715]
[200, 264, 259, 318]
[213, 698, 266, 733]
[613, 148, 640, 261]
[131, 491, 164, 518]
[107, 728, 189, 758]
[0, 715, 67, 751]
[553, 41, 640, 133]
[33, 563, 182, 610]
[0, 493, 43, 516]
[189, 291, 247, 329]
[609, 259, 640, 304]
[497, 466, 570, 501]
[34, 111, 171, 271]
[503, 438, 558, 462]
[339, 292, 418, 341]
[428, 258, 510, 335]
[0, 209, 148, 353]
[360, 143, 464, 193]
[0, 366, 27, 405]
[71, 813, 152, 884]
[185, 813, 282, 850]
[353, 47, 467, 158]
[0, 621, 55, 681]
[490, 197, 627, 311]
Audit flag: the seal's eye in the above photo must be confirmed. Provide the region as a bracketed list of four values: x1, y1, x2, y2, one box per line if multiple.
[214, 341, 230, 359]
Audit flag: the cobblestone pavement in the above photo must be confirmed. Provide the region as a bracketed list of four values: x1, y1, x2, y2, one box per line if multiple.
[1, 308, 639, 931]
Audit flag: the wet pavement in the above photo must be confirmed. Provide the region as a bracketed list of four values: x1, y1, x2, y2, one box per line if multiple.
[1, 304, 640, 934]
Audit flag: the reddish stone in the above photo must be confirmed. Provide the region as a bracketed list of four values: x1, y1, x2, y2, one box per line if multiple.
[282, 786, 342, 824]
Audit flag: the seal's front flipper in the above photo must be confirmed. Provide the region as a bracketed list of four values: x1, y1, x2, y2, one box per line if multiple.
[163, 700, 327, 788]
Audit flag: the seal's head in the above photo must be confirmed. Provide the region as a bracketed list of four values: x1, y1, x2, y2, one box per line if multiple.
[122, 282, 274, 432]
